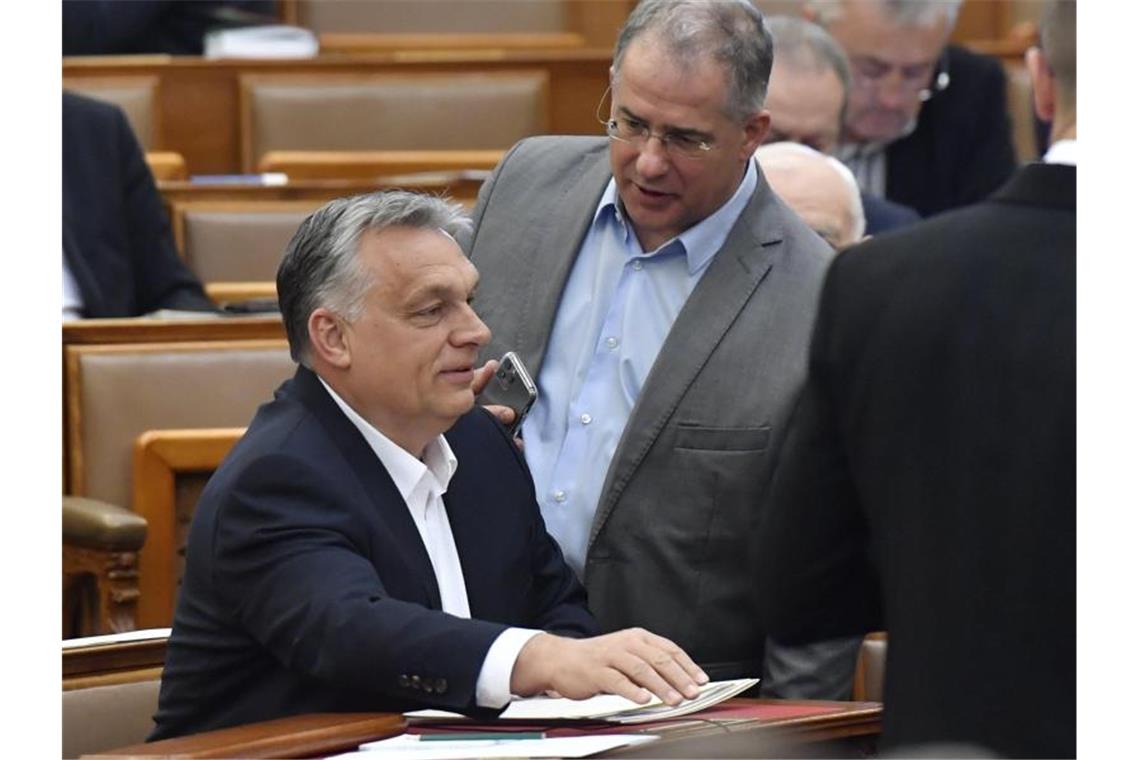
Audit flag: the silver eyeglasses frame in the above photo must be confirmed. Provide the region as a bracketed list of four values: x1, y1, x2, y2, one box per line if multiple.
[594, 86, 716, 159]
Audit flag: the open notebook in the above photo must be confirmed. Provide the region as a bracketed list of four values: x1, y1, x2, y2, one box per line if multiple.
[407, 677, 758, 725]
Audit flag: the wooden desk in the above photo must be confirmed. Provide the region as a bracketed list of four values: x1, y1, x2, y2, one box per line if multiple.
[88, 699, 880, 758]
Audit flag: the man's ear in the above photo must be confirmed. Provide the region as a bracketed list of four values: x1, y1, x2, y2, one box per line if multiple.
[308, 307, 352, 369]
[1025, 46, 1056, 124]
[741, 110, 772, 158]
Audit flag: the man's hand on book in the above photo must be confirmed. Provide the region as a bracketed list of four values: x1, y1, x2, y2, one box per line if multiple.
[510, 628, 709, 707]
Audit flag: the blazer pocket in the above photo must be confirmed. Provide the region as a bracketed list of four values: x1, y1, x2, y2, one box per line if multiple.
[674, 423, 771, 452]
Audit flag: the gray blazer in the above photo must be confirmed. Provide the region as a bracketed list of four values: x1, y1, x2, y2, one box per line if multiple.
[465, 135, 845, 685]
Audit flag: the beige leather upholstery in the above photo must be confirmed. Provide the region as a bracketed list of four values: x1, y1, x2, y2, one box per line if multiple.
[67, 341, 295, 510]
[62, 679, 161, 758]
[179, 203, 318, 283]
[296, 0, 565, 34]
[240, 71, 549, 170]
[63, 76, 159, 150]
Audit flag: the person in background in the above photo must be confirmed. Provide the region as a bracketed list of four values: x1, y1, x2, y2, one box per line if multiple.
[755, 1, 1075, 755]
[755, 141, 865, 250]
[465, 0, 859, 700]
[63, 91, 216, 319]
[806, 0, 1017, 217]
[763, 14, 919, 234]
[63, 0, 276, 56]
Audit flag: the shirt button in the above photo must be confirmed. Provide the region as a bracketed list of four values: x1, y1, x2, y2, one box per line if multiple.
[435, 678, 448, 693]
[632, 260, 644, 271]
[605, 336, 619, 350]
[398, 674, 410, 688]
[580, 413, 593, 425]
[553, 490, 567, 503]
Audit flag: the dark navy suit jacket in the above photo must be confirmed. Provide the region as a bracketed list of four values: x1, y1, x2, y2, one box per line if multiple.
[151, 367, 596, 740]
[757, 163, 1075, 757]
[63, 92, 216, 317]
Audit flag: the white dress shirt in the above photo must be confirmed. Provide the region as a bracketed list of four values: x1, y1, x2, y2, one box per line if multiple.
[319, 378, 539, 708]
[63, 250, 83, 320]
[1042, 139, 1077, 166]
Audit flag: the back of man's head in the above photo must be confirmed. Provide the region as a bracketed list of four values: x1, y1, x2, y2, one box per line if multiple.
[613, 0, 774, 121]
[276, 191, 470, 366]
[756, 141, 866, 248]
[1039, 0, 1076, 117]
[806, 0, 962, 30]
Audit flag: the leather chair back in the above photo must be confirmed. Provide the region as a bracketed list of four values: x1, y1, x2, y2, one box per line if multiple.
[853, 633, 888, 702]
[172, 201, 320, 284]
[295, 0, 565, 33]
[64, 340, 295, 510]
[63, 679, 162, 757]
[239, 71, 549, 170]
[63, 76, 159, 150]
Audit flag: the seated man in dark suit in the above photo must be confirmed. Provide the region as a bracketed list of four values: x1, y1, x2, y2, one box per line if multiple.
[63, 91, 216, 319]
[807, 0, 1018, 217]
[151, 190, 706, 740]
[761, 15, 920, 234]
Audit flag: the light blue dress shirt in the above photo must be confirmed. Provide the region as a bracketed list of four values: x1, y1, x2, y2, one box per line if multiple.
[522, 161, 759, 576]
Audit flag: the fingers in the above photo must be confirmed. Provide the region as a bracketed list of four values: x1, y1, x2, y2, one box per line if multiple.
[635, 629, 709, 687]
[472, 359, 498, 396]
[483, 404, 517, 428]
[613, 629, 707, 704]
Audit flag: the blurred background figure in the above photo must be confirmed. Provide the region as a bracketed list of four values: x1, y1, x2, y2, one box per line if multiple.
[764, 15, 920, 235]
[805, 0, 1017, 217]
[63, 0, 276, 56]
[63, 92, 216, 318]
[756, 141, 865, 250]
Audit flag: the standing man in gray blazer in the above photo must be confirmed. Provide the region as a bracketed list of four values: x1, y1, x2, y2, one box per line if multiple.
[465, 0, 855, 696]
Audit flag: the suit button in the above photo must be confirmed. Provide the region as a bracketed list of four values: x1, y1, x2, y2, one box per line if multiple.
[435, 678, 448, 693]
[398, 674, 410, 688]
[412, 675, 422, 689]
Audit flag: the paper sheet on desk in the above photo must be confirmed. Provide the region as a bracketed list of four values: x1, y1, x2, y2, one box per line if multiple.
[330, 734, 657, 758]
[406, 677, 758, 724]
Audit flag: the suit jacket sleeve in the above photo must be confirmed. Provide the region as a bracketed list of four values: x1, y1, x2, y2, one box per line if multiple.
[114, 106, 217, 314]
[211, 451, 508, 714]
[754, 256, 882, 642]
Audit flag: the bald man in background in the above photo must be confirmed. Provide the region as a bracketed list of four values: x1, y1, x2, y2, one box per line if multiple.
[756, 141, 865, 250]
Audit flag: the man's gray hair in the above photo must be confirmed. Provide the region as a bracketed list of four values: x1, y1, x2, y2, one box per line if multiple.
[755, 141, 866, 243]
[807, 0, 963, 29]
[276, 190, 471, 366]
[612, 0, 774, 122]
[767, 15, 851, 122]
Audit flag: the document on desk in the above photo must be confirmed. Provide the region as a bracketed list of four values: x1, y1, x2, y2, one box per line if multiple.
[407, 677, 758, 724]
[333, 733, 658, 759]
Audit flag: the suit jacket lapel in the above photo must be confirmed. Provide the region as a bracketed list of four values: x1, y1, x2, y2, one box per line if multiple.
[514, 147, 613, 373]
[589, 173, 787, 544]
[290, 367, 442, 608]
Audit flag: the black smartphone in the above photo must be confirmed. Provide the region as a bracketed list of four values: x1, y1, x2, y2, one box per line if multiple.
[482, 351, 538, 437]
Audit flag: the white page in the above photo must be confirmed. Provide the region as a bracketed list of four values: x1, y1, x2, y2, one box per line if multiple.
[405, 678, 758, 723]
[335, 734, 657, 759]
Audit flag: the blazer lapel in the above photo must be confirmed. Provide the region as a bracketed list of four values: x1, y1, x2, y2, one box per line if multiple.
[513, 147, 613, 373]
[290, 367, 442, 608]
[588, 174, 787, 544]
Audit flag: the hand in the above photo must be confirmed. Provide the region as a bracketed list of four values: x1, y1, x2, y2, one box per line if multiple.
[473, 358, 519, 432]
[510, 628, 709, 707]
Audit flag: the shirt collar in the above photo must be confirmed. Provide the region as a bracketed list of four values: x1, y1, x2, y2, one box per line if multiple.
[317, 376, 458, 501]
[592, 159, 758, 275]
[1042, 139, 1077, 166]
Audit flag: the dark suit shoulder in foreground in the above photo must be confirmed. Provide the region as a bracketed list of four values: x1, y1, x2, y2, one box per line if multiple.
[756, 163, 1075, 757]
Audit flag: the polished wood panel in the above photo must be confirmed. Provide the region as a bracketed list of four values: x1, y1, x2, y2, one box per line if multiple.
[159, 174, 488, 209]
[63, 317, 285, 346]
[63, 51, 611, 174]
[319, 31, 586, 55]
[63, 632, 169, 691]
[133, 429, 245, 628]
[145, 151, 188, 181]
[258, 149, 504, 179]
[87, 712, 406, 759]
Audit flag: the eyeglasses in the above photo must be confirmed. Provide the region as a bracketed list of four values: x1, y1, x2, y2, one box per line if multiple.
[595, 87, 716, 159]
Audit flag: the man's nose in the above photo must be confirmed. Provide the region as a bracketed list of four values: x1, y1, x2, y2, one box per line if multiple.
[455, 303, 491, 347]
[635, 137, 671, 178]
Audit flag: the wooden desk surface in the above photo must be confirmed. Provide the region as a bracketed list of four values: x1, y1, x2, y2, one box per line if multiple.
[88, 698, 880, 758]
